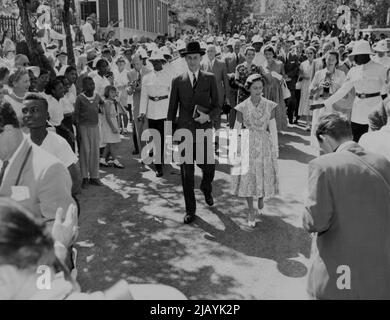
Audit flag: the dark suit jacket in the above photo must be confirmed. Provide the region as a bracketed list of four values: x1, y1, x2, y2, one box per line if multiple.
[284, 52, 300, 89]
[224, 52, 246, 75]
[201, 58, 230, 107]
[167, 70, 219, 137]
[303, 142, 390, 299]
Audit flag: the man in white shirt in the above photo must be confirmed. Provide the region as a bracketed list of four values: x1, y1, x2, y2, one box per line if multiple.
[54, 51, 69, 76]
[81, 17, 96, 44]
[359, 97, 390, 162]
[0, 100, 75, 224]
[22, 94, 81, 196]
[139, 50, 172, 177]
[252, 35, 266, 67]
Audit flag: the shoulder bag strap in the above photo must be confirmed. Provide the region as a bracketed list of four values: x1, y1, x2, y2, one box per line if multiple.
[345, 150, 390, 193]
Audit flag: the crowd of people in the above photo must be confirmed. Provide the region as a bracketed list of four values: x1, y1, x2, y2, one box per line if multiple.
[1, 2, 390, 299]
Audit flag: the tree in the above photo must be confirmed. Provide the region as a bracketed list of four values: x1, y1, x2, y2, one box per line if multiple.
[62, 0, 75, 66]
[167, 0, 254, 32]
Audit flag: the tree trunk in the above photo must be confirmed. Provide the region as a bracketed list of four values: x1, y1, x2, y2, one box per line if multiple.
[63, 0, 75, 66]
[16, 0, 40, 66]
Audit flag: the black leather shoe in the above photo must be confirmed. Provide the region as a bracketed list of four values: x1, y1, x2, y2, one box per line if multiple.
[200, 187, 214, 207]
[184, 214, 196, 224]
[81, 178, 89, 189]
[155, 170, 163, 177]
[89, 178, 104, 186]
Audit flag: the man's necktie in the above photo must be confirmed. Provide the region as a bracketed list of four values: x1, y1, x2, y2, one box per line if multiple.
[57, 63, 62, 72]
[192, 73, 197, 88]
[236, 53, 239, 65]
[0, 160, 9, 186]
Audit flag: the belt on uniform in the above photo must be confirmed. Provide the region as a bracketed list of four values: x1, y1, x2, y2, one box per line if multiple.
[356, 92, 381, 99]
[149, 95, 168, 102]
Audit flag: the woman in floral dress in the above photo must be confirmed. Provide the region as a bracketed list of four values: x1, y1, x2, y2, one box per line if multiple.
[234, 47, 261, 104]
[231, 74, 279, 228]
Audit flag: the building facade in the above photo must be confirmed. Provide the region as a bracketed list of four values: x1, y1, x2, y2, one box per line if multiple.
[74, 0, 169, 39]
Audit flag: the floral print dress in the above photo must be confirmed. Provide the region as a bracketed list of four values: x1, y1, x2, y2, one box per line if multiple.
[231, 97, 280, 199]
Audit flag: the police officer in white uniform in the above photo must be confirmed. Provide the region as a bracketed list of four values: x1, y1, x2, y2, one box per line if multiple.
[139, 49, 172, 177]
[372, 40, 390, 69]
[320, 40, 388, 142]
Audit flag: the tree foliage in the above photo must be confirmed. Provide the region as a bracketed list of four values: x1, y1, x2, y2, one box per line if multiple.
[167, 0, 254, 32]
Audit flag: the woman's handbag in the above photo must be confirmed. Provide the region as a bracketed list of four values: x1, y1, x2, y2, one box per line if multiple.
[295, 77, 303, 90]
[281, 80, 291, 100]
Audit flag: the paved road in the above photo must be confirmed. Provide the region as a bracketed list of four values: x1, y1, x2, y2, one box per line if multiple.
[76, 123, 317, 299]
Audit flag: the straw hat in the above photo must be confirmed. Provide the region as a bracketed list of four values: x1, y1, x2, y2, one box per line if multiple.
[349, 40, 374, 56]
[252, 35, 264, 44]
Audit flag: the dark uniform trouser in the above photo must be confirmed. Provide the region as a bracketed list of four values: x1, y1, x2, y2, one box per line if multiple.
[147, 118, 165, 172]
[286, 84, 299, 122]
[228, 90, 238, 128]
[180, 139, 215, 215]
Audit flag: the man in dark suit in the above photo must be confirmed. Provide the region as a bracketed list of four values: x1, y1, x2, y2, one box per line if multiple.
[303, 112, 390, 299]
[167, 41, 220, 224]
[224, 39, 245, 128]
[284, 37, 301, 124]
[201, 44, 230, 152]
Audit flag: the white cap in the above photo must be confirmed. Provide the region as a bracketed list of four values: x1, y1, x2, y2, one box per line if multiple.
[239, 35, 246, 41]
[287, 35, 295, 42]
[160, 46, 172, 57]
[227, 38, 235, 47]
[349, 40, 374, 56]
[200, 41, 207, 50]
[136, 47, 148, 59]
[149, 49, 165, 61]
[251, 35, 263, 44]
[233, 33, 240, 39]
[373, 40, 390, 53]
[206, 36, 214, 44]
[271, 36, 278, 42]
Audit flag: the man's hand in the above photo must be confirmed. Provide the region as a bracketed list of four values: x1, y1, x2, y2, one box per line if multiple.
[138, 113, 145, 122]
[194, 111, 210, 124]
[51, 204, 78, 248]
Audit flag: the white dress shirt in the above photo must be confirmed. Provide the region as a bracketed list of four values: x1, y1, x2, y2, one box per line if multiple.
[140, 69, 172, 120]
[372, 55, 390, 69]
[44, 94, 64, 127]
[188, 69, 200, 87]
[1, 135, 26, 182]
[324, 60, 387, 125]
[359, 124, 390, 162]
[38, 131, 78, 168]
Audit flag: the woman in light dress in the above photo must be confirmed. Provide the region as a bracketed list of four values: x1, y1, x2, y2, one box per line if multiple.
[113, 56, 131, 134]
[231, 74, 279, 228]
[297, 46, 318, 131]
[309, 51, 346, 151]
[261, 45, 288, 131]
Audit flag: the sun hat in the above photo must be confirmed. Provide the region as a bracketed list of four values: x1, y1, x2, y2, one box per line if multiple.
[149, 49, 165, 61]
[372, 40, 390, 53]
[349, 40, 374, 56]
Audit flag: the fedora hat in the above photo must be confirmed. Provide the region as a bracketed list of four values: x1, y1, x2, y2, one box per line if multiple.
[373, 40, 390, 53]
[180, 41, 205, 57]
[349, 40, 374, 56]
